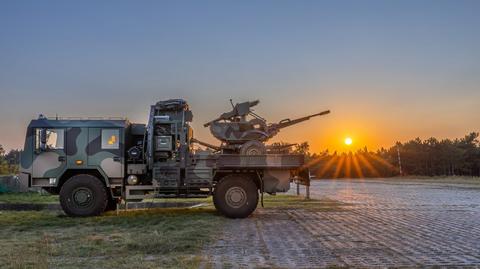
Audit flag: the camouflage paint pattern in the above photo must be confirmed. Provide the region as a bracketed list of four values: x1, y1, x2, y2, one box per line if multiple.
[86, 127, 124, 179]
[209, 122, 270, 144]
[32, 151, 63, 178]
[214, 154, 307, 193]
[186, 150, 216, 187]
[20, 118, 127, 187]
[263, 169, 291, 193]
[206, 100, 329, 152]
[215, 154, 304, 168]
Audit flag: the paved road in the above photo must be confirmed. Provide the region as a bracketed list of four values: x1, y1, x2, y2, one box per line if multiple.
[202, 179, 480, 268]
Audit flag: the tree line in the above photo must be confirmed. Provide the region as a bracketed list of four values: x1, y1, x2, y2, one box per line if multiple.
[0, 145, 20, 175]
[297, 132, 480, 178]
[1, 132, 479, 177]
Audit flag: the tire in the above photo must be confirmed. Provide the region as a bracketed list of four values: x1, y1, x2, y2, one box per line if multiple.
[213, 174, 259, 218]
[59, 174, 108, 217]
[240, 140, 266, 155]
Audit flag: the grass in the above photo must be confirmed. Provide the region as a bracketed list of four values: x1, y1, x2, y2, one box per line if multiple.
[394, 175, 480, 182]
[0, 192, 213, 205]
[1, 207, 225, 269]
[0, 192, 59, 204]
[0, 194, 342, 269]
[362, 176, 480, 186]
[314, 176, 480, 186]
[262, 193, 346, 211]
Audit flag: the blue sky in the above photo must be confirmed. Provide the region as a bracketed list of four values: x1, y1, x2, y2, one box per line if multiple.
[1, 0, 479, 152]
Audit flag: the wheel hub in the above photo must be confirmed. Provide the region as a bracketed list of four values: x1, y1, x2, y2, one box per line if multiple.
[225, 186, 247, 208]
[72, 188, 93, 207]
[246, 147, 261, 155]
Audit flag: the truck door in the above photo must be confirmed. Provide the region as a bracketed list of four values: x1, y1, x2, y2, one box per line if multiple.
[87, 128, 124, 179]
[32, 128, 66, 182]
[65, 127, 88, 169]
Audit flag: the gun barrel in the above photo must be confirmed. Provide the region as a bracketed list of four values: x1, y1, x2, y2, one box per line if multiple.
[191, 138, 221, 151]
[203, 120, 216, 127]
[308, 110, 331, 118]
[274, 110, 330, 129]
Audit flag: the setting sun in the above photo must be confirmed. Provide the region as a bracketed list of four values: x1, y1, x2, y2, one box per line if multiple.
[344, 137, 353, 145]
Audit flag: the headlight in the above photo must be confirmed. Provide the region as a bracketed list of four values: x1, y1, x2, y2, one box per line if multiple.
[127, 175, 139, 185]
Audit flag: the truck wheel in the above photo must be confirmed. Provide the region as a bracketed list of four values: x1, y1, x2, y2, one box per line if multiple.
[240, 140, 266, 155]
[59, 174, 108, 217]
[213, 174, 259, 218]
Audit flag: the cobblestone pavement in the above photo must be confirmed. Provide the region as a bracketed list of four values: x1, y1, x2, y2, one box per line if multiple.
[201, 179, 480, 268]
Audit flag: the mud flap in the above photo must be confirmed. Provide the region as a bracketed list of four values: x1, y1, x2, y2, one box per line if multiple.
[259, 172, 264, 207]
[294, 168, 311, 199]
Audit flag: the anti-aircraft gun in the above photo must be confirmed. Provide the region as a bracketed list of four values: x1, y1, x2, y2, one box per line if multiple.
[204, 100, 330, 154]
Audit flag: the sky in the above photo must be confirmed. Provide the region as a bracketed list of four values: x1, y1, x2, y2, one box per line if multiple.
[1, 0, 479, 153]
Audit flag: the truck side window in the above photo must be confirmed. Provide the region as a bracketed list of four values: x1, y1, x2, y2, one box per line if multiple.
[102, 129, 120, 149]
[35, 128, 64, 150]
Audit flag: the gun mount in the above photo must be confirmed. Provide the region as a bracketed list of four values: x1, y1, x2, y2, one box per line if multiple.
[204, 100, 330, 154]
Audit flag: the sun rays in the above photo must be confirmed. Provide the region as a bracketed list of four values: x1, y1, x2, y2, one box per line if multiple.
[304, 150, 396, 179]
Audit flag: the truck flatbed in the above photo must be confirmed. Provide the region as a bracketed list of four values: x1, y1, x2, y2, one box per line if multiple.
[216, 154, 304, 169]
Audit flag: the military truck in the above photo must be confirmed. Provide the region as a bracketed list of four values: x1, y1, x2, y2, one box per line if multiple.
[19, 99, 320, 218]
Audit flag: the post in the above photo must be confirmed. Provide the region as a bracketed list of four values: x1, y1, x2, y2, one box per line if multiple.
[306, 170, 311, 199]
[397, 145, 403, 176]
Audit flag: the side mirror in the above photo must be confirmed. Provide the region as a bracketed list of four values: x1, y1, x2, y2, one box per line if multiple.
[35, 129, 47, 154]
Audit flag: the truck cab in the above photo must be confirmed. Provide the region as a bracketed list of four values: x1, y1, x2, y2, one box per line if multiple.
[19, 117, 128, 198]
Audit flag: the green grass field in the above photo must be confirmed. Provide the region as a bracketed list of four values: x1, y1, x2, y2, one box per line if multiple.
[1, 205, 223, 268]
[0, 194, 329, 269]
[0, 192, 59, 204]
[313, 176, 480, 186]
